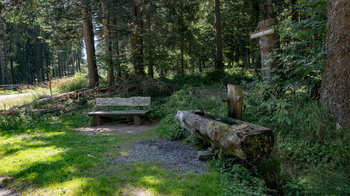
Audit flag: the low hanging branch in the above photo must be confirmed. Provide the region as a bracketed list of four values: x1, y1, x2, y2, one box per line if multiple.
[175, 110, 274, 162]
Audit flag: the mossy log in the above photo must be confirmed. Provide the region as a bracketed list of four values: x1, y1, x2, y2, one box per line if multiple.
[175, 110, 273, 162]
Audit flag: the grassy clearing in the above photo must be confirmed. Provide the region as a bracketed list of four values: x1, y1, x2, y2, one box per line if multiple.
[0, 111, 221, 195]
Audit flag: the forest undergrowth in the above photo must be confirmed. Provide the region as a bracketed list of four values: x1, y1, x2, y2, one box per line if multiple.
[0, 71, 349, 195]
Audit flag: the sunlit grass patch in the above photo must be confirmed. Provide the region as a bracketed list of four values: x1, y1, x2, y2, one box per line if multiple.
[110, 162, 221, 196]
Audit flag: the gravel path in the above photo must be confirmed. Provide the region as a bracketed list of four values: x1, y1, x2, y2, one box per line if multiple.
[110, 139, 208, 175]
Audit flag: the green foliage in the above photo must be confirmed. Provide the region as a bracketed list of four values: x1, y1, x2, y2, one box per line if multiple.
[273, 0, 327, 97]
[0, 113, 47, 131]
[215, 158, 267, 196]
[156, 86, 226, 124]
[169, 126, 190, 141]
[241, 80, 350, 195]
[169, 69, 253, 88]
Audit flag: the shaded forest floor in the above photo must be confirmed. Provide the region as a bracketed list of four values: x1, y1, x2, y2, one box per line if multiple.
[0, 70, 349, 195]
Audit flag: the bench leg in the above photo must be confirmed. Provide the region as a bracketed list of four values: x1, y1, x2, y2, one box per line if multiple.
[92, 116, 103, 126]
[133, 116, 143, 126]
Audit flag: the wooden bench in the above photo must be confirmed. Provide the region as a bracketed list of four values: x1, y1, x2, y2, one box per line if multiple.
[88, 97, 151, 126]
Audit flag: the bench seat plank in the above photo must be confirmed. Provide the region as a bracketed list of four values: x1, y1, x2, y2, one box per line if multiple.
[88, 110, 150, 117]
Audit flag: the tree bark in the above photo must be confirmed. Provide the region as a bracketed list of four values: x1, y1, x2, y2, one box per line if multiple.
[102, 2, 114, 86]
[198, 56, 202, 73]
[111, 17, 121, 78]
[58, 51, 63, 78]
[81, 0, 99, 88]
[35, 42, 42, 82]
[215, 0, 224, 70]
[256, 0, 279, 83]
[291, 0, 298, 22]
[146, 16, 154, 78]
[76, 48, 81, 72]
[10, 57, 14, 84]
[265, 0, 274, 19]
[175, 110, 273, 162]
[258, 19, 279, 82]
[130, 0, 145, 77]
[320, 0, 350, 128]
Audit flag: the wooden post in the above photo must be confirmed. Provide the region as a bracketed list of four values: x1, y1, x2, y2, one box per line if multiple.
[224, 84, 243, 120]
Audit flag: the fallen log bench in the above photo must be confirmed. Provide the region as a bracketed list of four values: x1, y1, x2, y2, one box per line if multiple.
[175, 110, 274, 162]
[88, 97, 151, 126]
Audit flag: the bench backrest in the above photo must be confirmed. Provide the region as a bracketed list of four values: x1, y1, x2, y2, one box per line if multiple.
[96, 97, 151, 107]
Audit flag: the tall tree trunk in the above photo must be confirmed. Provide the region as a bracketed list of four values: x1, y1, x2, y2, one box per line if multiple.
[180, 39, 184, 75]
[130, 0, 145, 76]
[36, 42, 42, 82]
[0, 23, 8, 84]
[265, 0, 274, 19]
[291, 0, 298, 22]
[10, 57, 13, 84]
[180, 7, 185, 75]
[76, 48, 81, 72]
[258, 0, 279, 82]
[65, 49, 69, 76]
[146, 16, 154, 78]
[320, 0, 350, 128]
[215, 0, 224, 70]
[102, 2, 114, 85]
[198, 56, 202, 73]
[71, 52, 75, 76]
[81, 0, 99, 88]
[58, 51, 63, 78]
[0, 46, 3, 85]
[111, 17, 121, 78]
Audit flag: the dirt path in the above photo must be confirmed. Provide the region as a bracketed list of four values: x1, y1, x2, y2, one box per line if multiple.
[0, 93, 42, 109]
[0, 93, 33, 101]
[74, 121, 159, 135]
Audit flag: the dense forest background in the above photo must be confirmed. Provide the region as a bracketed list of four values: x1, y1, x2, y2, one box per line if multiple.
[0, 0, 324, 91]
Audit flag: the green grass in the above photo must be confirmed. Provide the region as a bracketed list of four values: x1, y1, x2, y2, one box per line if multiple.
[0, 111, 222, 195]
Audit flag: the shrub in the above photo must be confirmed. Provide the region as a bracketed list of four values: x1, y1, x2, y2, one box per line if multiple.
[215, 158, 267, 196]
[169, 126, 190, 141]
